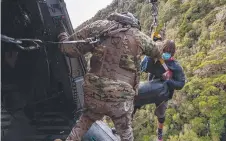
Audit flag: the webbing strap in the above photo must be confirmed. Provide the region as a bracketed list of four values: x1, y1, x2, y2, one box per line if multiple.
[159, 58, 169, 72]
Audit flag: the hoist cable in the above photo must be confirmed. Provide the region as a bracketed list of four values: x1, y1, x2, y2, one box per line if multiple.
[149, 1, 159, 34]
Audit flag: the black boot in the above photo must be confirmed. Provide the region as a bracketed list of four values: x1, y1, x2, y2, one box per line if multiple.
[132, 106, 141, 119]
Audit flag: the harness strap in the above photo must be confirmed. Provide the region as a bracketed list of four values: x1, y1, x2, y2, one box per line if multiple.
[159, 58, 169, 71]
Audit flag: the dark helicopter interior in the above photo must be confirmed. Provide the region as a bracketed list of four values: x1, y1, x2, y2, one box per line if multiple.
[1, 0, 122, 141]
[1, 0, 80, 140]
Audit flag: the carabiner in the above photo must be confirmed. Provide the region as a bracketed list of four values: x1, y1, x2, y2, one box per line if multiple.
[16, 39, 43, 50]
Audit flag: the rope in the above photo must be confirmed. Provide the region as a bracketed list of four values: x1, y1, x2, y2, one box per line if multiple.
[149, 0, 159, 34]
[155, 100, 167, 111]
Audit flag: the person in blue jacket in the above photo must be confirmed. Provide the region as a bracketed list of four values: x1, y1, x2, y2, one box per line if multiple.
[135, 40, 186, 141]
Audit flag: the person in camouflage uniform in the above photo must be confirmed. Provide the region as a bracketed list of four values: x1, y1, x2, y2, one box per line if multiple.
[57, 12, 162, 141]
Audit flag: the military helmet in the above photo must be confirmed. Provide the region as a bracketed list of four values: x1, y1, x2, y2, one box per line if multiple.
[121, 12, 139, 24]
[121, 12, 141, 30]
[107, 12, 141, 30]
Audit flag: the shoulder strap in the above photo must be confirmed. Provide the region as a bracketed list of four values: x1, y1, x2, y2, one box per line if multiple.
[159, 58, 169, 72]
[107, 27, 130, 36]
[93, 23, 130, 43]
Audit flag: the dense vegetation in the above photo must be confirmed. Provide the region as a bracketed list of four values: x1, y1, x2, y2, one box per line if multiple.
[75, 0, 226, 140]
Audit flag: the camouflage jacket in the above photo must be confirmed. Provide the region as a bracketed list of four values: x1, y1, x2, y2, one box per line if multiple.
[59, 20, 161, 102]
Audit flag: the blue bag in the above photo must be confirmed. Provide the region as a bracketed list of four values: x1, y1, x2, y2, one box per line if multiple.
[140, 56, 149, 72]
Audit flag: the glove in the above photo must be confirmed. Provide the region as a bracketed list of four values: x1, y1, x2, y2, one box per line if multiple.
[162, 70, 172, 80]
[58, 32, 69, 42]
[58, 32, 81, 57]
[58, 32, 70, 54]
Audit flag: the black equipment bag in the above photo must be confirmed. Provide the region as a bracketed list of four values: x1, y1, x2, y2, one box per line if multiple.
[134, 79, 169, 107]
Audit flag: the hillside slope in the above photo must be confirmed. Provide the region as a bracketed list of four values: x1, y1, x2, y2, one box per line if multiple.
[75, 0, 226, 141]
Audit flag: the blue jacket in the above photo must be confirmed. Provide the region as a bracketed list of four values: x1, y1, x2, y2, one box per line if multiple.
[140, 56, 186, 99]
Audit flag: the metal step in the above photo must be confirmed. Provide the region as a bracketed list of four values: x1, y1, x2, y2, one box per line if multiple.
[29, 112, 72, 138]
[37, 126, 70, 131]
[1, 109, 12, 129]
[1, 109, 13, 140]
[25, 134, 68, 141]
[1, 84, 18, 92]
[1, 114, 12, 121]
[35, 112, 62, 116]
[1, 121, 11, 129]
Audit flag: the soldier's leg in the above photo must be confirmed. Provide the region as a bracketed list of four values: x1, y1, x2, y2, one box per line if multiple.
[110, 100, 134, 141]
[154, 101, 168, 141]
[66, 96, 105, 141]
[66, 114, 94, 141]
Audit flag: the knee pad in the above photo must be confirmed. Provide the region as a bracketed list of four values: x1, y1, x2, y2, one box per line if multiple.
[158, 117, 165, 123]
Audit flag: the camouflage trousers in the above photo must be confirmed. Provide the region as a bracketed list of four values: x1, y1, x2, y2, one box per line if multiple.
[66, 95, 134, 141]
